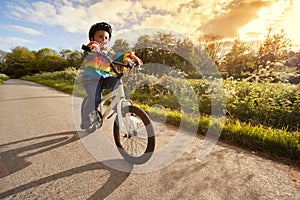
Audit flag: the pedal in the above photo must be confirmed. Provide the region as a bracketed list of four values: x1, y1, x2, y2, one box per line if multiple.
[95, 111, 103, 128]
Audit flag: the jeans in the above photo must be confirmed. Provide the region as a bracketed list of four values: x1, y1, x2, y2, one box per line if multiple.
[81, 77, 119, 126]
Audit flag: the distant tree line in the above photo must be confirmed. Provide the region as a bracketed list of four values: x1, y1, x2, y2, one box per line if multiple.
[0, 47, 83, 78]
[1, 28, 299, 79]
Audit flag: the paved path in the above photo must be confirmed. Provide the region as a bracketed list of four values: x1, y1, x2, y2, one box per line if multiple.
[0, 79, 299, 199]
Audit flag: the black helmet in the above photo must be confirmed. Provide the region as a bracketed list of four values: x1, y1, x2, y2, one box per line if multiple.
[88, 22, 112, 41]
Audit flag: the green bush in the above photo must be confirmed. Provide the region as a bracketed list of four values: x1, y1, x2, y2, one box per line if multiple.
[131, 76, 300, 131]
[223, 80, 300, 131]
[22, 67, 81, 94]
[0, 73, 9, 84]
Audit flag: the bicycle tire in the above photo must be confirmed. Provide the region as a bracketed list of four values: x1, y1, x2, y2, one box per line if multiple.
[113, 105, 155, 164]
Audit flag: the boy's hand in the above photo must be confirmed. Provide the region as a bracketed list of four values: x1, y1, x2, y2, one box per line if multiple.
[88, 41, 101, 53]
[131, 54, 143, 66]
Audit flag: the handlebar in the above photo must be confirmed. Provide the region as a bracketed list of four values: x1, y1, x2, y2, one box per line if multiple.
[81, 44, 139, 78]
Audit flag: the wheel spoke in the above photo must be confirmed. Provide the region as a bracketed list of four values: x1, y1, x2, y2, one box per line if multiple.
[114, 105, 155, 164]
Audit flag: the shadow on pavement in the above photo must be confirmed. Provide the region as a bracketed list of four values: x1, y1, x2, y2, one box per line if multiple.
[0, 131, 133, 199]
[0, 131, 81, 178]
[0, 160, 132, 199]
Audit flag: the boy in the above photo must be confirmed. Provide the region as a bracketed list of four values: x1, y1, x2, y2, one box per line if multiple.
[80, 22, 143, 131]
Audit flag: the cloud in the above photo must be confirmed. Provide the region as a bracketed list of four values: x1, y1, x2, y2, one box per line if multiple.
[200, 0, 272, 38]
[3, 0, 300, 49]
[280, 0, 300, 48]
[5, 0, 88, 33]
[139, 0, 189, 12]
[4, 0, 143, 34]
[0, 36, 34, 50]
[2, 25, 43, 35]
[0, 37, 34, 44]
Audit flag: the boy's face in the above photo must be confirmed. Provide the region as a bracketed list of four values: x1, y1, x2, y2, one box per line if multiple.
[92, 30, 110, 48]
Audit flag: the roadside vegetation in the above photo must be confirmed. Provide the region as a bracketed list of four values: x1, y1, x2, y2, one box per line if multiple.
[2, 28, 300, 163]
[0, 73, 9, 84]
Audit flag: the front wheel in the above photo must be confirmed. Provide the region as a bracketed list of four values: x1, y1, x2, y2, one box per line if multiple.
[114, 105, 155, 164]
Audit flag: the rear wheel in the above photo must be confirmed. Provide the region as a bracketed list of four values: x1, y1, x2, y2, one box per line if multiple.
[114, 105, 155, 164]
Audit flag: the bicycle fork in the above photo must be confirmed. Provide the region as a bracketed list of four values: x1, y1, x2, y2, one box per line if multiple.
[116, 82, 132, 136]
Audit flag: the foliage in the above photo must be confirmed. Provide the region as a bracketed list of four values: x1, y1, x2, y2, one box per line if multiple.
[2, 28, 299, 81]
[198, 34, 227, 64]
[125, 73, 300, 132]
[111, 39, 131, 52]
[59, 49, 83, 69]
[21, 67, 79, 94]
[122, 60, 299, 130]
[34, 48, 68, 73]
[222, 120, 299, 160]
[140, 104, 300, 160]
[286, 51, 300, 69]
[0, 73, 9, 84]
[224, 79, 300, 131]
[0, 50, 8, 73]
[222, 38, 256, 77]
[4, 46, 36, 78]
[257, 29, 292, 70]
[133, 32, 209, 77]
[2, 47, 83, 78]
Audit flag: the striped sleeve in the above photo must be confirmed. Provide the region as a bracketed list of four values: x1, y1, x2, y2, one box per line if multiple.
[108, 51, 133, 64]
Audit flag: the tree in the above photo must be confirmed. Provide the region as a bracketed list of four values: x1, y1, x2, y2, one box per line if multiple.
[222, 38, 256, 77]
[134, 34, 152, 50]
[133, 34, 153, 63]
[198, 34, 228, 65]
[60, 49, 83, 69]
[134, 32, 177, 68]
[4, 46, 36, 78]
[67, 50, 83, 69]
[257, 29, 292, 70]
[151, 32, 177, 65]
[133, 32, 213, 77]
[0, 50, 8, 73]
[36, 48, 57, 56]
[59, 49, 73, 59]
[286, 50, 300, 69]
[35, 48, 67, 72]
[174, 38, 199, 76]
[111, 39, 131, 52]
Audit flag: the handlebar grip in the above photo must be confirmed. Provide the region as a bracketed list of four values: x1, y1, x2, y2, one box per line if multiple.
[81, 45, 91, 52]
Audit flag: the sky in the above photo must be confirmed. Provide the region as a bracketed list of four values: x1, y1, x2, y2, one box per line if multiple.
[0, 0, 300, 52]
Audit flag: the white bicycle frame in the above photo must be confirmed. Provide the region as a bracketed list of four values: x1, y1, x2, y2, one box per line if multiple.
[98, 79, 131, 134]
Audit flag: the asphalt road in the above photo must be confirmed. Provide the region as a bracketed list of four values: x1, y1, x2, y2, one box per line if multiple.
[0, 79, 299, 200]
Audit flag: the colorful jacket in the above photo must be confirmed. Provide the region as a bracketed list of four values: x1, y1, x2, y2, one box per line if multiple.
[81, 49, 133, 82]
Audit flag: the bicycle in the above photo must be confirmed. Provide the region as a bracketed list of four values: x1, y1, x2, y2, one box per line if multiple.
[80, 45, 155, 164]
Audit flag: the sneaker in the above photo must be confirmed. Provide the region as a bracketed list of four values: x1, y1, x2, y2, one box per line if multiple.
[85, 125, 96, 133]
[95, 111, 103, 128]
[89, 110, 97, 123]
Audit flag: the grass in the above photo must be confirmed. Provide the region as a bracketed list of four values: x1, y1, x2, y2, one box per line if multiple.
[140, 104, 300, 161]
[21, 70, 300, 163]
[24, 77, 74, 93]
